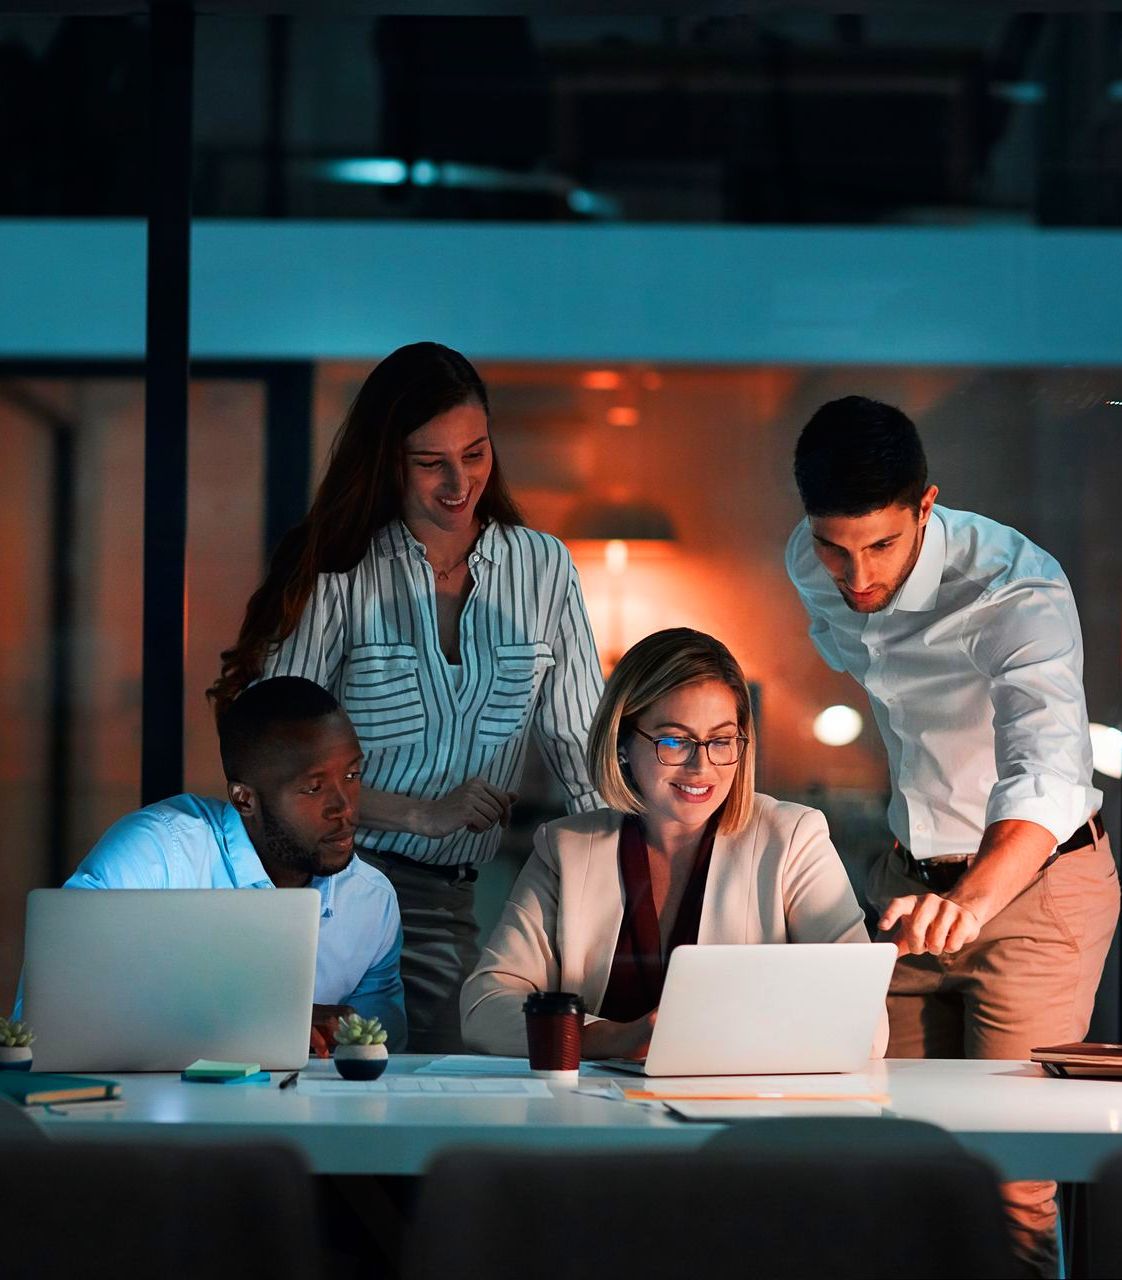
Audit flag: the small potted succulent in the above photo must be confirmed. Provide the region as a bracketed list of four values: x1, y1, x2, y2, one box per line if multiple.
[333, 1013, 389, 1081]
[0, 1017, 34, 1071]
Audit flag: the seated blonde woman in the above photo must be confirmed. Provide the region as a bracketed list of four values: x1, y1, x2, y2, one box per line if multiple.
[462, 627, 885, 1060]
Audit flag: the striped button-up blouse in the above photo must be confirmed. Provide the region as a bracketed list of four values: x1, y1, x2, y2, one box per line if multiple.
[262, 519, 604, 866]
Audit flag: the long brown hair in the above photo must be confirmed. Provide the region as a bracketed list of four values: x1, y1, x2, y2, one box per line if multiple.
[209, 342, 523, 716]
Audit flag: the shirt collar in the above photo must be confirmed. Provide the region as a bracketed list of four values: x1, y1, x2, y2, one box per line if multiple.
[220, 801, 338, 918]
[310, 869, 339, 917]
[884, 508, 946, 614]
[375, 519, 504, 565]
[221, 803, 273, 888]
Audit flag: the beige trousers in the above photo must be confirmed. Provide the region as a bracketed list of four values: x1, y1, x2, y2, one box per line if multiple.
[867, 828, 1119, 1275]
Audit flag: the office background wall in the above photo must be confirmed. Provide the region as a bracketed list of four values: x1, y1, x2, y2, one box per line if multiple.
[0, 10, 1119, 1022]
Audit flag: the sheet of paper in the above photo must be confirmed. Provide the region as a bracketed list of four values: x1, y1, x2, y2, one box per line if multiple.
[618, 1074, 886, 1099]
[666, 1099, 886, 1121]
[572, 1084, 623, 1101]
[297, 1076, 553, 1097]
[415, 1055, 532, 1077]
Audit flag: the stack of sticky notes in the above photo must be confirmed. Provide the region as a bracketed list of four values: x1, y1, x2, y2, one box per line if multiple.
[181, 1059, 270, 1085]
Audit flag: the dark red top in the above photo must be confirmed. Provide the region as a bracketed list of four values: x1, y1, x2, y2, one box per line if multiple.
[597, 813, 719, 1022]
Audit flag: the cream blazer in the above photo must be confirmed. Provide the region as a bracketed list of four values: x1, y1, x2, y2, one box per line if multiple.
[462, 794, 886, 1056]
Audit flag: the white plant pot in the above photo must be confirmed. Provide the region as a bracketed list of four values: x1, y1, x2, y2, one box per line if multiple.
[0, 1045, 33, 1071]
[334, 1043, 389, 1081]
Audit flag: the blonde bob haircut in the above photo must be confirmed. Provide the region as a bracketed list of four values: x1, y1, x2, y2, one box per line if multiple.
[586, 628, 756, 835]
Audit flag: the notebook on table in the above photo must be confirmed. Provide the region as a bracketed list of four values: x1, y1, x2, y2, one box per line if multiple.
[1031, 1043, 1122, 1079]
[596, 942, 895, 1077]
[0, 1073, 120, 1106]
[22, 888, 320, 1072]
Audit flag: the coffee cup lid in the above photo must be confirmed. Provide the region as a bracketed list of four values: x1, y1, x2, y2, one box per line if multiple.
[523, 990, 585, 1016]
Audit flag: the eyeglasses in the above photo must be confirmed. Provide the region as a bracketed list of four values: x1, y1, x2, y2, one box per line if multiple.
[632, 728, 749, 767]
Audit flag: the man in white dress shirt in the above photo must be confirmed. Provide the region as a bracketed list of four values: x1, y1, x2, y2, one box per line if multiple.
[785, 395, 1117, 1275]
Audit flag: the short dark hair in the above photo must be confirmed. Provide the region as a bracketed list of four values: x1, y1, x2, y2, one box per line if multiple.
[217, 677, 342, 781]
[794, 396, 928, 517]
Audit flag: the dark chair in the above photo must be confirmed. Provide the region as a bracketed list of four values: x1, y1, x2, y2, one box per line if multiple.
[1088, 1149, 1122, 1278]
[707, 1113, 964, 1158]
[0, 1140, 322, 1280]
[405, 1123, 1016, 1280]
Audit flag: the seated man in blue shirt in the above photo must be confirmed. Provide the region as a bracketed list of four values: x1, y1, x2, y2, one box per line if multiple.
[61, 676, 405, 1052]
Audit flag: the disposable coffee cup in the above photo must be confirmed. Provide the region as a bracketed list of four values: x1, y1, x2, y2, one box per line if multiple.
[523, 991, 584, 1083]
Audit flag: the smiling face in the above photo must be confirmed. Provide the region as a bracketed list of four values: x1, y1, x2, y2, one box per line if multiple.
[624, 679, 743, 837]
[229, 712, 364, 885]
[400, 400, 493, 539]
[810, 486, 937, 614]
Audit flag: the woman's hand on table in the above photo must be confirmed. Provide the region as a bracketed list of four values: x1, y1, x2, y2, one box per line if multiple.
[580, 1009, 658, 1061]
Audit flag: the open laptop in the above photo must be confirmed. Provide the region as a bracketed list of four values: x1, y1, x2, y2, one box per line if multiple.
[601, 943, 895, 1076]
[22, 889, 321, 1071]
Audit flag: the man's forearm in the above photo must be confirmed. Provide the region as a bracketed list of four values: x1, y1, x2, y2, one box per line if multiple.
[946, 818, 1059, 925]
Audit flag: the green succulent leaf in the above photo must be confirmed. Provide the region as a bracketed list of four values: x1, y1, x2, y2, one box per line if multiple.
[333, 1013, 386, 1046]
[0, 1018, 34, 1048]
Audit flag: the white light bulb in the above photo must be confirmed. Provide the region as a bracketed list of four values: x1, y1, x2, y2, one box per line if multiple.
[604, 540, 629, 575]
[1090, 724, 1122, 780]
[813, 705, 863, 747]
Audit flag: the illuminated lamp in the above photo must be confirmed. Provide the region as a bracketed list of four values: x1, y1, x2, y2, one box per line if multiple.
[581, 370, 621, 391]
[606, 406, 639, 427]
[563, 500, 677, 669]
[813, 705, 863, 747]
[1090, 723, 1122, 780]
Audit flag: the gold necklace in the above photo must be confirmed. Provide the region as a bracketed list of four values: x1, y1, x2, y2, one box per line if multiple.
[429, 551, 470, 582]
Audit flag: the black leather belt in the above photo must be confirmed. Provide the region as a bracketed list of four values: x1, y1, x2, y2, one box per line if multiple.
[364, 848, 479, 884]
[895, 813, 1105, 893]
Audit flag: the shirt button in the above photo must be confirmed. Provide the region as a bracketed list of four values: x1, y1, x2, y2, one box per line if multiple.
[916, 822, 926, 832]
[470, 554, 480, 564]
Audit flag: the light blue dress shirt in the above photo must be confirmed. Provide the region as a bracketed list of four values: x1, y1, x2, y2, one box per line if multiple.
[59, 793, 406, 1050]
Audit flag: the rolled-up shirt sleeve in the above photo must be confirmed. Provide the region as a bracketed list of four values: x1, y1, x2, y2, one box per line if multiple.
[967, 579, 1100, 843]
[532, 563, 604, 814]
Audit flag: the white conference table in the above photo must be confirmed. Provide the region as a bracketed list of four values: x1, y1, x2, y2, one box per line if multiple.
[33, 1055, 1122, 1182]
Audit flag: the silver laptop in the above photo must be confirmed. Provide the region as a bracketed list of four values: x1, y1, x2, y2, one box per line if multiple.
[603, 943, 895, 1076]
[23, 889, 320, 1072]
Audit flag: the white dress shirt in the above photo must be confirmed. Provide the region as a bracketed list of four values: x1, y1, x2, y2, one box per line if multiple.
[786, 505, 1101, 859]
[262, 520, 603, 866]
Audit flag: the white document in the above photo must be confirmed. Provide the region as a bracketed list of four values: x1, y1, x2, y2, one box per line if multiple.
[297, 1076, 552, 1097]
[415, 1055, 532, 1077]
[613, 1073, 887, 1097]
[666, 1099, 887, 1121]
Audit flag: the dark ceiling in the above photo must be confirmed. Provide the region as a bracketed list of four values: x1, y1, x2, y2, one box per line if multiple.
[0, 8, 1119, 224]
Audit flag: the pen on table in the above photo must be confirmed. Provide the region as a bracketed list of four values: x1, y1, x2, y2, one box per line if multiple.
[279, 1071, 300, 1090]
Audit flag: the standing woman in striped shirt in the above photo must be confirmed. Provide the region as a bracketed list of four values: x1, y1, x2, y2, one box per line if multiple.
[210, 342, 603, 1052]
